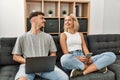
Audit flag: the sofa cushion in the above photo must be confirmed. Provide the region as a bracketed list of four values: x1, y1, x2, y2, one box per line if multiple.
[87, 34, 120, 55]
[114, 55, 120, 64]
[108, 64, 120, 80]
[0, 38, 19, 66]
[0, 65, 19, 80]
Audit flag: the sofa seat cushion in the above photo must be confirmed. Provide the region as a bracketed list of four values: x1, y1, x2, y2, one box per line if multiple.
[114, 55, 120, 64]
[108, 64, 120, 80]
[0, 65, 48, 80]
[0, 65, 19, 80]
[70, 70, 115, 80]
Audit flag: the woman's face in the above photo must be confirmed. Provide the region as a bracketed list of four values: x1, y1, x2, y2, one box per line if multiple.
[64, 16, 74, 29]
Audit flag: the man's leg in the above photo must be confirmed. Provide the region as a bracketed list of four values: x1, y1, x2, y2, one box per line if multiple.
[15, 64, 35, 80]
[40, 66, 69, 80]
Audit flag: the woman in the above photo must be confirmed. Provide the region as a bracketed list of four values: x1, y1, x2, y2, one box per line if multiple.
[60, 14, 116, 78]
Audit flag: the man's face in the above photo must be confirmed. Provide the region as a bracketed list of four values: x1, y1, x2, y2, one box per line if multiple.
[36, 15, 46, 28]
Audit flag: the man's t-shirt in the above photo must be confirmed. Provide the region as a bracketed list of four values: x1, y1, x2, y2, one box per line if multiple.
[12, 31, 57, 58]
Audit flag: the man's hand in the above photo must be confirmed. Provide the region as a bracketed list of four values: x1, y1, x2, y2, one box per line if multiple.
[50, 52, 56, 56]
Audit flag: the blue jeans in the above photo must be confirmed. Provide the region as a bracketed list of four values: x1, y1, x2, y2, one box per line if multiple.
[15, 64, 69, 80]
[60, 50, 116, 71]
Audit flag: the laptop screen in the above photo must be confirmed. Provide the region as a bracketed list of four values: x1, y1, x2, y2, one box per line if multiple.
[25, 56, 56, 74]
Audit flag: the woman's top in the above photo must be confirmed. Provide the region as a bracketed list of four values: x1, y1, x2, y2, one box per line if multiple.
[64, 32, 82, 52]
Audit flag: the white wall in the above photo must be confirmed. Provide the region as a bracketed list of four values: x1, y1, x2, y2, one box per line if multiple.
[90, 0, 104, 34]
[0, 0, 25, 37]
[90, 0, 120, 34]
[0, 0, 120, 36]
[103, 0, 120, 34]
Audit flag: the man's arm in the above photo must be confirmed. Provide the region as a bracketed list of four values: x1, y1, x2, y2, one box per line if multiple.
[50, 52, 56, 56]
[13, 54, 26, 64]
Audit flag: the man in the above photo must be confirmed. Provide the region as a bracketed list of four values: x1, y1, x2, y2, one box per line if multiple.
[12, 11, 68, 80]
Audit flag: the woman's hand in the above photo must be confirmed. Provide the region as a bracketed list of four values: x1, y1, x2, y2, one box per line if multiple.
[76, 56, 93, 65]
[76, 56, 88, 63]
[87, 58, 93, 64]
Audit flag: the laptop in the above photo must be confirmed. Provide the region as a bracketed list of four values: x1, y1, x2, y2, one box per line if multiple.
[25, 56, 56, 74]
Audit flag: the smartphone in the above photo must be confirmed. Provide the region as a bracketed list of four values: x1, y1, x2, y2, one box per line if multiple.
[85, 53, 93, 58]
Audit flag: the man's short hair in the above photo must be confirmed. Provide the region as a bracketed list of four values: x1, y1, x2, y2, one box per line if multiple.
[29, 11, 44, 20]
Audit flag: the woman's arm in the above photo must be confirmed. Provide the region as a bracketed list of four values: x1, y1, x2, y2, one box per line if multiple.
[80, 33, 93, 64]
[60, 33, 69, 54]
[80, 33, 90, 55]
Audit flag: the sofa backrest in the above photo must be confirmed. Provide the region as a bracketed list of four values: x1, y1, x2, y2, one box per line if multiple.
[0, 37, 19, 66]
[87, 34, 120, 55]
[0, 36, 63, 66]
[52, 36, 63, 61]
[1, 34, 120, 66]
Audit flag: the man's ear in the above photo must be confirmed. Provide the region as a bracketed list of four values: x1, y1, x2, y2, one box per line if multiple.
[31, 17, 37, 23]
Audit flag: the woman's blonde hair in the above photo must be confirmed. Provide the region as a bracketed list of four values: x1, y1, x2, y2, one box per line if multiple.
[64, 13, 79, 32]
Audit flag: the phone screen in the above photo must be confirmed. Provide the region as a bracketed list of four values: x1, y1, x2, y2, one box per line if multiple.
[85, 53, 92, 58]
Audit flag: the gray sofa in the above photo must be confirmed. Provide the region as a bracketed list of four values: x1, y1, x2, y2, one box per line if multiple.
[0, 34, 120, 80]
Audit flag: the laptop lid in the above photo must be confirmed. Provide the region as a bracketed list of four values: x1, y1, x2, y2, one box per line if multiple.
[25, 56, 56, 74]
